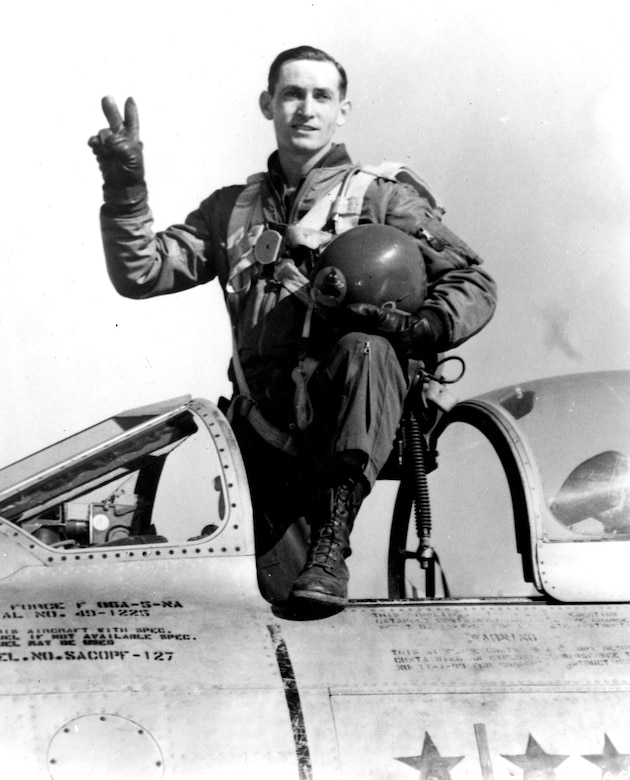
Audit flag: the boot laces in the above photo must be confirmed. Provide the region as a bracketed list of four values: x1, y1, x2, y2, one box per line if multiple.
[308, 482, 357, 569]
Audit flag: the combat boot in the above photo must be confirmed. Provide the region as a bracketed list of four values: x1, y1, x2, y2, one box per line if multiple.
[291, 477, 366, 608]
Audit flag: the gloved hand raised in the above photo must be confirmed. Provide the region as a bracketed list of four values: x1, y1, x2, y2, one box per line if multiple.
[344, 303, 446, 357]
[88, 96, 146, 208]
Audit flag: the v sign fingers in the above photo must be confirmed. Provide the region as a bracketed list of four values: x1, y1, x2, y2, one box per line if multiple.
[89, 95, 146, 208]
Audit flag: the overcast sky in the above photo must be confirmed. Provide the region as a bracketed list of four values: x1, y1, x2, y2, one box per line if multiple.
[1, 0, 629, 467]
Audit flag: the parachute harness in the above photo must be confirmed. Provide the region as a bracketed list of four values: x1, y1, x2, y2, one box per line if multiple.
[225, 163, 444, 452]
[225, 166, 372, 444]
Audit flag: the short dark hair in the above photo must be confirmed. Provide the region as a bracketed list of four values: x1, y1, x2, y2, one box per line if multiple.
[267, 46, 348, 98]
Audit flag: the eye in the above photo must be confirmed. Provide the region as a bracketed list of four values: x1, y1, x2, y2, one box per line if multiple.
[282, 87, 302, 100]
[314, 89, 333, 101]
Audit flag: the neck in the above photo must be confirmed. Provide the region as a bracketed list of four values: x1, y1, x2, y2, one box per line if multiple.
[278, 144, 334, 186]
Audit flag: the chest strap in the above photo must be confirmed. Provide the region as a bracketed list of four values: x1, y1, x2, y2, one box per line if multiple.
[227, 163, 443, 294]
[226, 172, 351, 296]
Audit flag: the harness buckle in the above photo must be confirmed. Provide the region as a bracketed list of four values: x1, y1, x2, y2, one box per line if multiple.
[254, 229, 283, 265]
[234, 394, 256, 417]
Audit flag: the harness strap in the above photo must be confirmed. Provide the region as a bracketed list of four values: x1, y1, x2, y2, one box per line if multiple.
[228, 329, 300, 455]
[292, 178, 346, 232]
[273, 258, 312, 307]
[226, 225, 266, 294]
[226, 174, 266, 295]
[226, 173, 347, 296]
[291, 305, 318, 431]
[330, 168, 377, 234]
[237, 400, 299, 455]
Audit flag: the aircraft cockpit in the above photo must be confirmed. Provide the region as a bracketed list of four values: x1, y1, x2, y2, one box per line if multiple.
[0, 396, 254, 559]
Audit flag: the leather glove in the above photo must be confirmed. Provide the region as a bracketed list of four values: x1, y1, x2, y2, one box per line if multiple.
[88, 96, 146, 208]
[344, 303, 446, 356]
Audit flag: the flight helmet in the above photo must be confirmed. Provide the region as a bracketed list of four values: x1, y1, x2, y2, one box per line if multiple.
[311, 224, 427, 312]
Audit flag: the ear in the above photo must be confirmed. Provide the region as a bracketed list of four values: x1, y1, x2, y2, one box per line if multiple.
[259, 91, 273, 120]
[336, 99, 352, 128]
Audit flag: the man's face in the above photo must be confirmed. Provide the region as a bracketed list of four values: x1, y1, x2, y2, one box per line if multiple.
[260, 59, 351, 165]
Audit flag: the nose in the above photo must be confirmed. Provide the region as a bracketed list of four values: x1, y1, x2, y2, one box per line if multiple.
[297, 93, 315, 117]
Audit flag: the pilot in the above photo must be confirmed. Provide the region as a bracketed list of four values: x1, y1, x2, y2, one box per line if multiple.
[88, 45, 497, 611]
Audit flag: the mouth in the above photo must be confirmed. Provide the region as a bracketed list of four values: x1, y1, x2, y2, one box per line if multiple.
[292, 123, 317, 132]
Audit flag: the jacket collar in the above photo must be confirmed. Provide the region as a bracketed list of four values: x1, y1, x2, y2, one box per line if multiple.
[267, 143, 353, 191]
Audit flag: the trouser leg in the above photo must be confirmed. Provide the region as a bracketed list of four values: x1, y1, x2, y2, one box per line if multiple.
[291, 332, 408, 609]
[306, 331, 408, 488]
[231, 332, 408, 608]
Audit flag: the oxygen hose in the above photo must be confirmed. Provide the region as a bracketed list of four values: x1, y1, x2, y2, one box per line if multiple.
[407, 409, 433, 569]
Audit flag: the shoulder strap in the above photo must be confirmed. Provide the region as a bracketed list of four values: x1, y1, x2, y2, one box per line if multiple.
[225, 174, 266, 295]
[228, 163, 443, 249]
[362, 162, 444, 213]
[227, 172, 265, 250]
[331, 162, 445, 234]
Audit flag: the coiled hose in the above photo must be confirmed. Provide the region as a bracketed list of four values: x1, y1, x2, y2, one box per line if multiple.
[406, 409, 433, 569]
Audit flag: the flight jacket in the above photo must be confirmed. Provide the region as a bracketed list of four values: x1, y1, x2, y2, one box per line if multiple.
[100, 144, 497, 395]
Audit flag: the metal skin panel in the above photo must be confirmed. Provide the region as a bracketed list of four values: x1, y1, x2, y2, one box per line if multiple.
[330, 691, 630, 779]
[281, 602, 630, 695]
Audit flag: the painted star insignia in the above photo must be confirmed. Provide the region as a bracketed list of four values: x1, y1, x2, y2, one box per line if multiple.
[582, 734, 630, 778]
[501, 734, 569, 779]
[396, 732, 464, 779]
